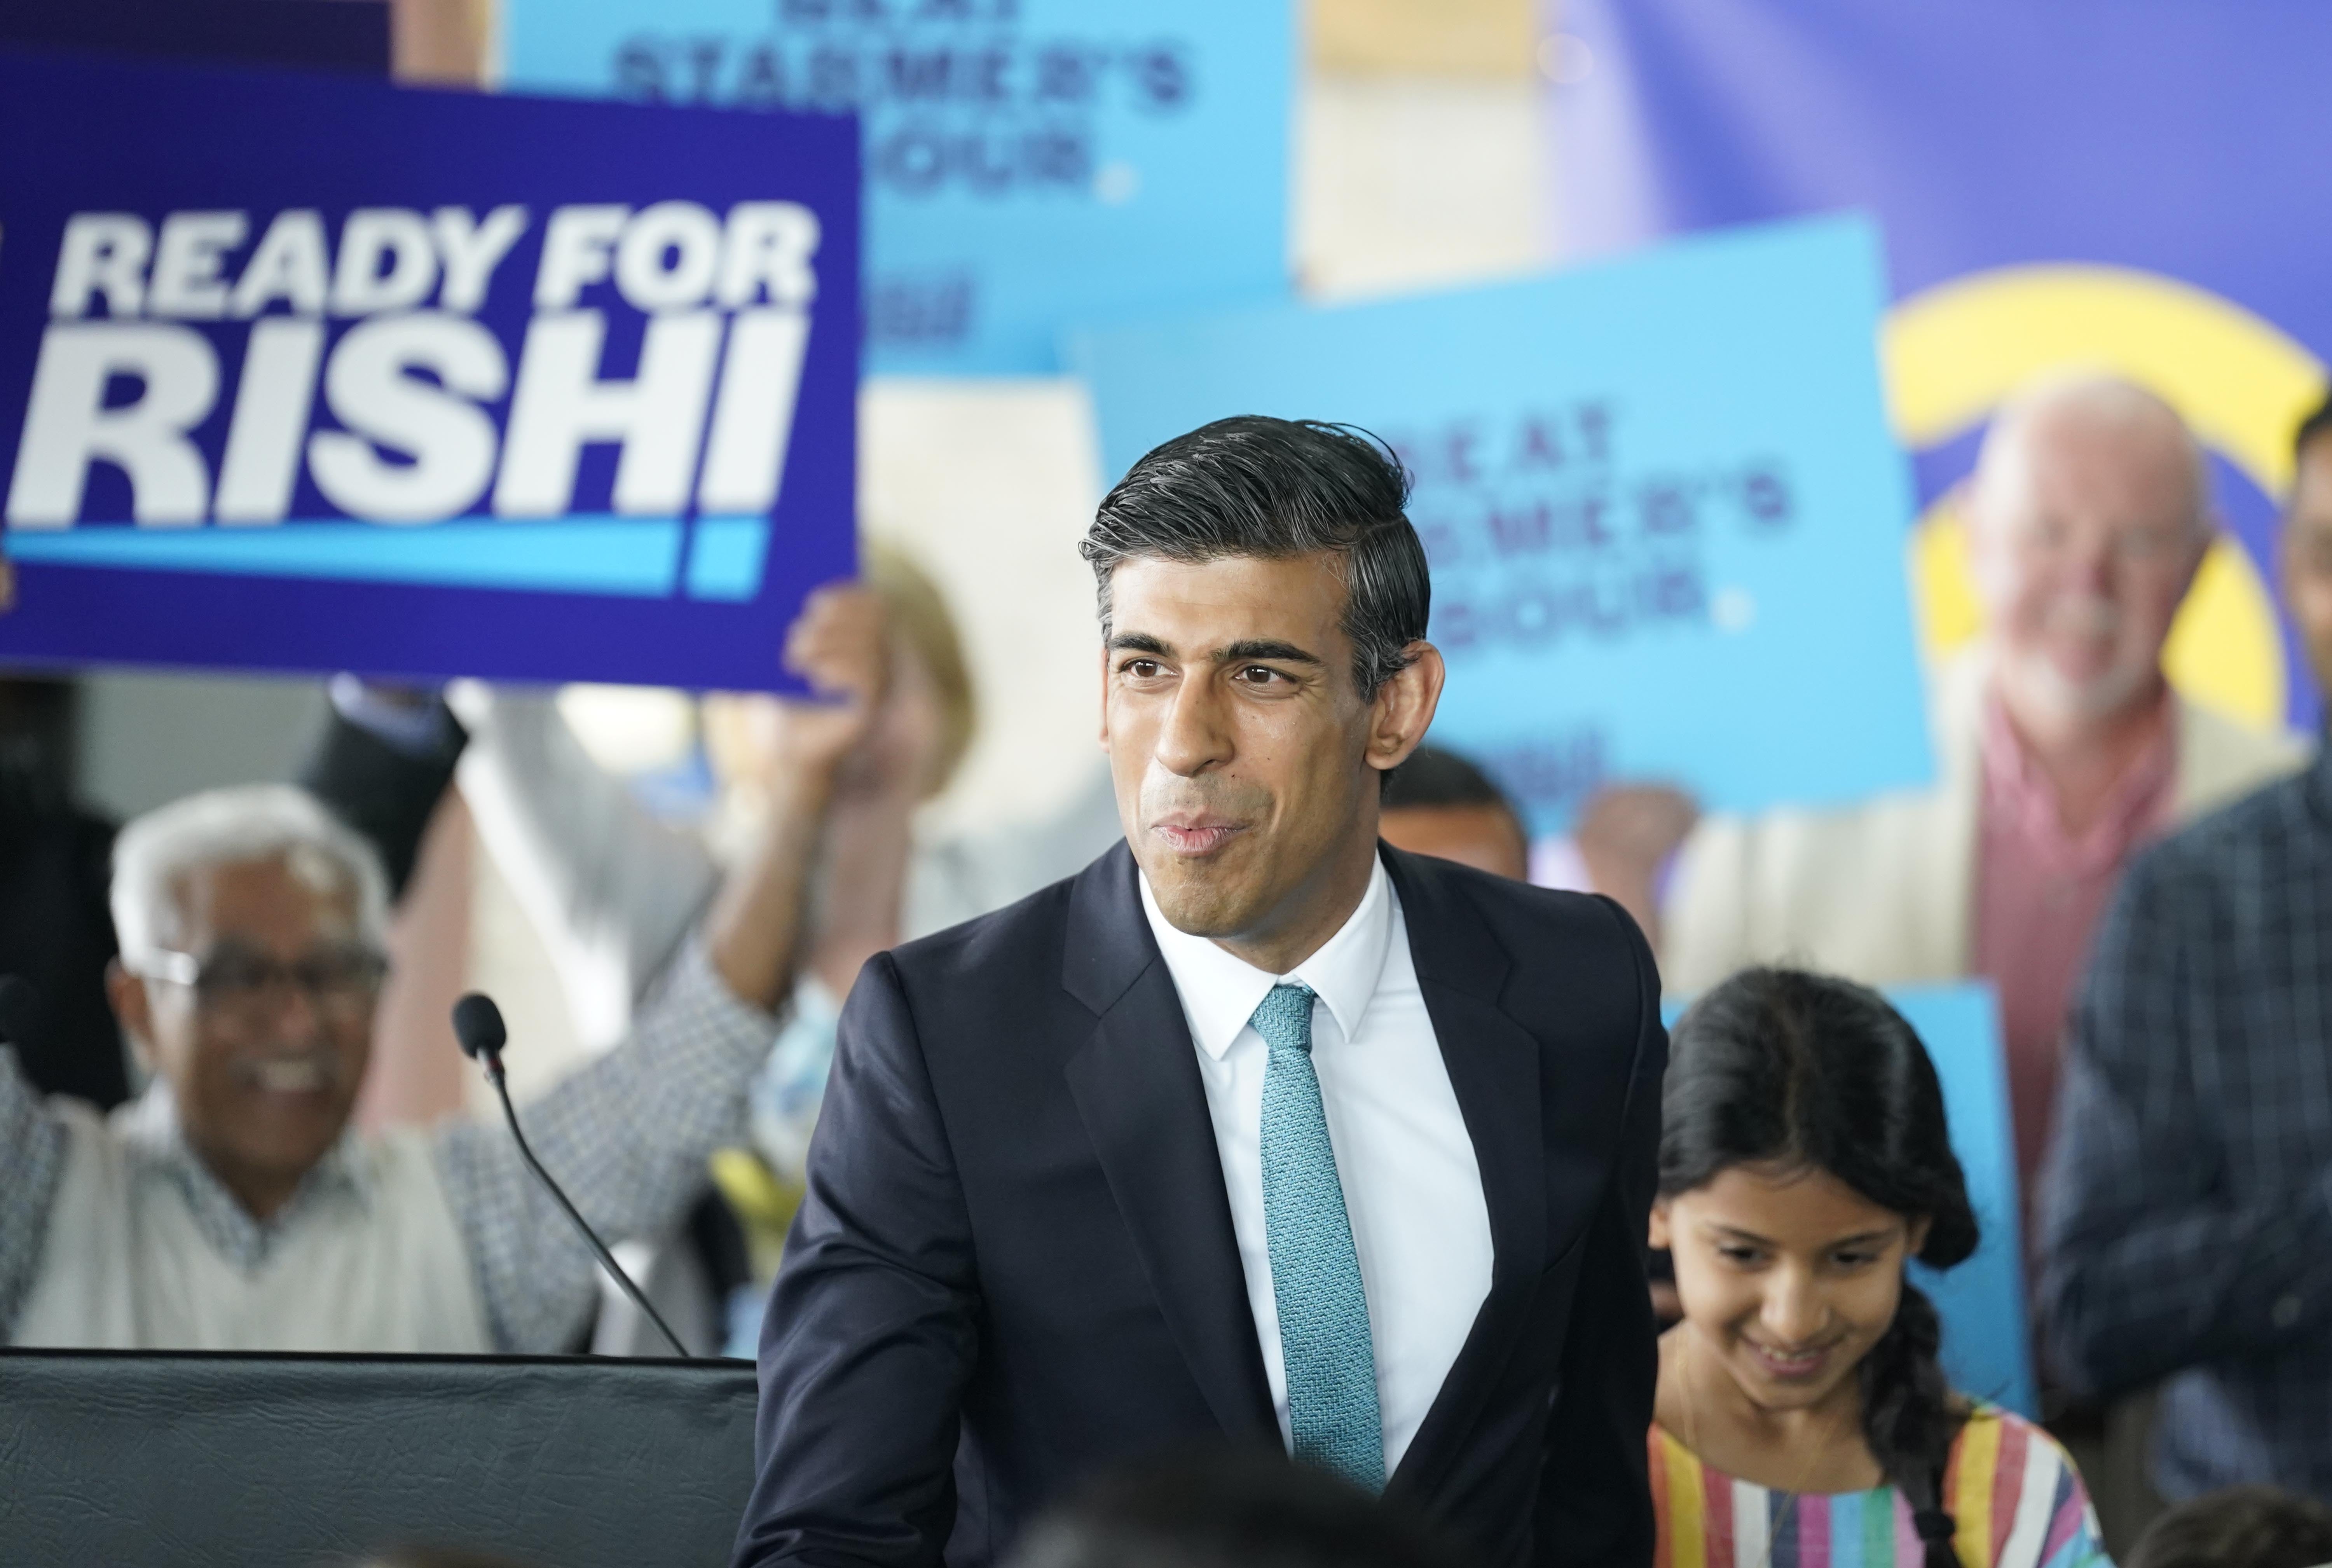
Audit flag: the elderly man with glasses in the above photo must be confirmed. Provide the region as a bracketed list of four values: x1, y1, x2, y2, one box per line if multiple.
[0, 594, 879, 1351]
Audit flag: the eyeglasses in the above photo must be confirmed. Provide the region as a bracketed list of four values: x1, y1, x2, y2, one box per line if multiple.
[140, 945, 390, 1017]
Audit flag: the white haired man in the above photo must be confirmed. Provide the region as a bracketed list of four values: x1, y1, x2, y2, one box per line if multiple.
[1577, 371, 2305, 1225]
[0, 597, 880, 1351]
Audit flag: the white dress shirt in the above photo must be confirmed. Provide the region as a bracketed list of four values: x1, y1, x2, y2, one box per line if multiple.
[1138, 854, 1494, 1476]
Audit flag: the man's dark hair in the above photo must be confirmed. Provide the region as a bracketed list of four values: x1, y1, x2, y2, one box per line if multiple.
[1007, 1447, 1461, 1568]
[1381, 745, 1515, 816]
[2296, 392, 2332, 471]
[2127, 1486, 2332, 1568]
[1081, 417, 1430, 700]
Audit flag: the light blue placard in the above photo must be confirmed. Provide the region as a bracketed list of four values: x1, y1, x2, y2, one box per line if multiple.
[1662, 981, 2035, 1419]
[1070, 213, 1934, 832]
[1892, 983, 2035, 1420]
[503, 0, 1292, 377]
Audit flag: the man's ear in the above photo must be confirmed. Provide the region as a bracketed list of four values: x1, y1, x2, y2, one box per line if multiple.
[105, 959, 157, 1073]
[1365, 641, 1446, 778]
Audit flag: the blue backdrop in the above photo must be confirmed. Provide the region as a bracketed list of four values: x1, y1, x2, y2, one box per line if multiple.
[1555, 0, 2332, 731]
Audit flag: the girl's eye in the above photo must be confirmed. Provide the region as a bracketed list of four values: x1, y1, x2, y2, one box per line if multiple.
[1716, 1245, 1763, 1266]
[1831, 1249, 1880, 1269]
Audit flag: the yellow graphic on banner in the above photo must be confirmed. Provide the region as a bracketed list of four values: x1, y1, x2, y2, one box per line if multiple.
[1883, 264, 2325, 731]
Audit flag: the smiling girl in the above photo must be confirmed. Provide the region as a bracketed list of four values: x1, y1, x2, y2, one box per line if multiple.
[1649, 969, 2108, 1568]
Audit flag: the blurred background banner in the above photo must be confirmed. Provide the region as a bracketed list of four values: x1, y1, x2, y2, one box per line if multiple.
[1553, 0, 2332, 735]
[1074, 213, 1931, 833]
[0, 0, 391, 73]
[502, 0, 1293, 377]
[0, 51, 858, 691]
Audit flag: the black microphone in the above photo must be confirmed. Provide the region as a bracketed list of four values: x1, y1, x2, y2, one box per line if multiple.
[452, 991, 690, 1358]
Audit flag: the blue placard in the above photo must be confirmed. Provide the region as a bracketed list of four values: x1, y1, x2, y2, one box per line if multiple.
[1071, 214, 1934, 832]
[1557, 0, 2332, 735]
[1893, 984, 2035, 1420]
[0, 51, 859, 691]
[1667, 983, 2035, 1418]
[502, 0, 1292, 377]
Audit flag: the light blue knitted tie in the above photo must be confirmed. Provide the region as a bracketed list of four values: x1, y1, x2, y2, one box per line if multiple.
[1250, 982, 1386, 1491]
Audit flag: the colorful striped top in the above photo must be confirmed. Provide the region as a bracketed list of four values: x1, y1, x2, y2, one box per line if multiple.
[1650, 1407, 2111, 1568]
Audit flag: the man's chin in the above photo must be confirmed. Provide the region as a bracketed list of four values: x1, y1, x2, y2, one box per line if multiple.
[2008, 653, 2158, 726]
[1139, 854, 1259, 939]
[230, 1102, 353, 1163]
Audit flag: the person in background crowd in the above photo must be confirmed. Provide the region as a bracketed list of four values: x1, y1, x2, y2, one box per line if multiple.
[0, 672, 423, 1116]
[1377, 744, 1529, 880]
[0, 677, 129, 1108]
[1373, 745, 1697, 1325]
[1579, 371, 2303, 1231]
[1008, 1448, 1462, 1568]
[1652, 968, 2107, 1568]
[298, 556, 1119, 1354]
[735, 417, 1664, 1568]
[2123, 1486, 2332, 1568]
[302, 675, 470, 904]
[0, 587, 882, 1351]
[2037, 393, 2332, 1505]
[311, 546, 1124, 1348]
[329, 547, 1121, 1156]
[447, 543, 1120, 1045]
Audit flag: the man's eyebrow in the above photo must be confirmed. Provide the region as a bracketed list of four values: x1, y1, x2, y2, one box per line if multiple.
[1107, 632, 1170, 655]
[1218, 639, 1323, 666]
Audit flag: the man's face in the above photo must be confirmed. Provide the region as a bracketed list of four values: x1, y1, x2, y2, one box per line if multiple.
[2281, 438, 2332, 698]
[110, 853, 380, 1217]
[1968, 400, 2206, 726]
[1379, 803, 1529, 881]
[1100, 553, 1437, 952]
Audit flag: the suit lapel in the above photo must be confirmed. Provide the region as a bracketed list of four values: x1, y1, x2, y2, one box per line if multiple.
[1060, 845, 1278, 1442]
[1379, 848, 1547, 1497]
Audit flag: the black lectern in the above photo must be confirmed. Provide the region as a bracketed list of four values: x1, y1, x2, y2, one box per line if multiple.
[0, 1349, 759, 1566]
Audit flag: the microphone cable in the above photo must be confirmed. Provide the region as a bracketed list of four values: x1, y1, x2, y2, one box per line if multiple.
[453, 992, 691, 1358]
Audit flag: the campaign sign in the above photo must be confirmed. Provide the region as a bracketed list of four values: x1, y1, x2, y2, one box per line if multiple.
[0, 51, 858, 691]
[503, 0, 1291, 377]
[1895, 984, 2035, 1418]
[1669, 983, 2036, 1418]
[1072, 214, 1933, 832]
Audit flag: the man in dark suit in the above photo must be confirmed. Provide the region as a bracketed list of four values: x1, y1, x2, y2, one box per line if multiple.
[735, 417, 1665, 1568]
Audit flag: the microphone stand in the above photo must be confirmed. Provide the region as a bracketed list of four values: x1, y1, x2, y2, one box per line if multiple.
[467, 1028, 691, 1360]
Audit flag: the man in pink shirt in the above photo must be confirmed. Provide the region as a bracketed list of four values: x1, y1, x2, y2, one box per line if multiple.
[1578, 372, 2301, 1221]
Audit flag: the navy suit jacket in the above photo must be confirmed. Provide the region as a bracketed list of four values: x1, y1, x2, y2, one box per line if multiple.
[735, 842, 1665, 1568]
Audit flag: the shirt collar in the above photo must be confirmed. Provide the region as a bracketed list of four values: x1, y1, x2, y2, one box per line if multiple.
[116, 1079, 371, 1270]
[1978, 681, 2178, 875]
[1138, 852, 1395, 1060]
